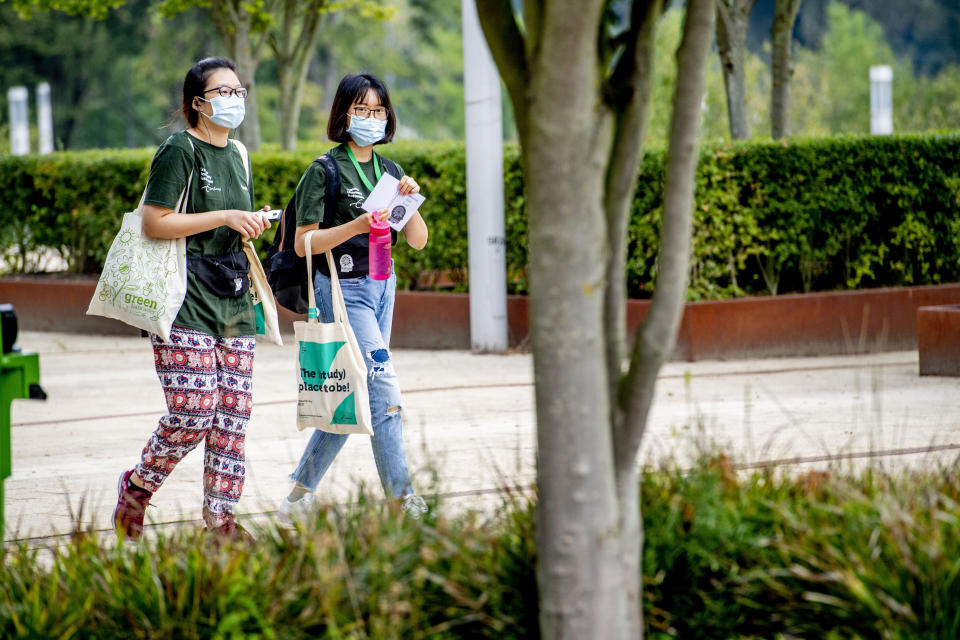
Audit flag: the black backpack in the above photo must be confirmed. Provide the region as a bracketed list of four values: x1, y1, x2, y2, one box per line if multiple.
[266, 151, 401, 314]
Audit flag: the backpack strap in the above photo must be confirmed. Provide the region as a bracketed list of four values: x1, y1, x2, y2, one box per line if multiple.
[378, 154, 402, 180]
[316, 153, 340, 227]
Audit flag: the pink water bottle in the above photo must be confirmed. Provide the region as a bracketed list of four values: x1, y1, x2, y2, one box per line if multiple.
[368, 219, 391, 280]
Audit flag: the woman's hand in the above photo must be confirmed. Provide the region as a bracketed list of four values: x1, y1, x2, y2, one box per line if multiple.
[351, 209, 389, 234]
[398, 176, 419, 195]
[225, 209, 270, 241]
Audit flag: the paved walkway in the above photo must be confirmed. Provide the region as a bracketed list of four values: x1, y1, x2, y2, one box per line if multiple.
[5, 331, 960, 542]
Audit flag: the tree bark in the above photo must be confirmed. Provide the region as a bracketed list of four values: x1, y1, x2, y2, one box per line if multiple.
[716, 0, 755, 139]
[771, 0, 802, 140]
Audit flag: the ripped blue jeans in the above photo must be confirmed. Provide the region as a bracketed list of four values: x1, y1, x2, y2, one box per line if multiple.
[289, 269, 415, 498]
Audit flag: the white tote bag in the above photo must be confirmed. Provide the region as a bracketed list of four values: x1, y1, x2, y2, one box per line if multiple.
[86, 167, 192, 342]
[243, 240, 283, 346]
[295, 231, 374, 435]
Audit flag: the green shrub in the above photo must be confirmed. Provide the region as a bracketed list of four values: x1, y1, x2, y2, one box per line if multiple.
[3, 133, 959, 299]
[3, 461, 960, 638]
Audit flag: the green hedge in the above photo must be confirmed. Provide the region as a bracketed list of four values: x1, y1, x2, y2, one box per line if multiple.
[2, 134, 959, 298]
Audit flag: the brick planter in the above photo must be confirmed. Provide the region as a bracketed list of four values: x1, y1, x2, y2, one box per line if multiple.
[2, 277, 960, 361]
[917, 304, 960, 376]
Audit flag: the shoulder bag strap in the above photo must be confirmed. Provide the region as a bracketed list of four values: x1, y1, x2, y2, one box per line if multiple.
[231, 138, 251, 186]
[175, 137, 196, 214]
[302, 230, 346, 325]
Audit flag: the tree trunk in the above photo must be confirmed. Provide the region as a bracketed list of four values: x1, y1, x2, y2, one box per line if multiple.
[615, 0, 715, 627]
[231, 14, 263, 151]
[272, 0, 328, 150]
[601, 2, 661, 631]
[476, 1, 716, 637]
[273, 0, 326, 150]
[716, 0, 755, 139]
[616, 0, 715, 469]
[517, 3, 629, 637]
[208, 1, 266, 150]
[771, 0, 802, 140]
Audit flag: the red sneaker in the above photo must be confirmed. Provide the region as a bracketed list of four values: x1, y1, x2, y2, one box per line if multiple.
[113, 469, 152, 541]
[205, 519, 255, 545]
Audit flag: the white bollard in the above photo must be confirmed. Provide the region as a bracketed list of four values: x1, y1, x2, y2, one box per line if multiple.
[462, 0, 508, 353]
[869, 65, 893, 135]
[37, 83, 54, 154]
[8, 87, 30, 155]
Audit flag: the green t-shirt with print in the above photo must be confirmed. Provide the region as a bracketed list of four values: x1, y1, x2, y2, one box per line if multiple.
[143, 131, 256, 337]
[294, 144, 403, 277]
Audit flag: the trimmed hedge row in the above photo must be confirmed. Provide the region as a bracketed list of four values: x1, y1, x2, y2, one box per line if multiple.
[2, 134, 959, 298]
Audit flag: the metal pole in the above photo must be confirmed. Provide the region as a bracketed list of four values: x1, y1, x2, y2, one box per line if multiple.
[462, 0, 508, 352]
[37, 83, 54, 154]
[8, 87, 29, 156]
[869, 65, 893, 135]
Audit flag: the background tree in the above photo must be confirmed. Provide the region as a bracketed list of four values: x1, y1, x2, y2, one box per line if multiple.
[716, 0, 757, 139]
[770, 0, 802, 138]
[263, 0, 392, 150]
[0, 0, 217, 149]
[475, 0, 715, 637]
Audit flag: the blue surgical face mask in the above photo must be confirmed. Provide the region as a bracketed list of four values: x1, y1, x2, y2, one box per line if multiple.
[199, 95, 246, 129]
[346, 114, 387, 147]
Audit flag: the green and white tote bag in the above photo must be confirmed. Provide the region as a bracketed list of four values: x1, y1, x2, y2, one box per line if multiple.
[243, 240, 283, 346]
[295, 231, 374, 435]
[86, 164, 192, 342]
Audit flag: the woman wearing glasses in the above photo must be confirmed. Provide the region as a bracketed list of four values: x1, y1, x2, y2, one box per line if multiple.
[113, 57, 271, 542]
[279, 73, 430, 520]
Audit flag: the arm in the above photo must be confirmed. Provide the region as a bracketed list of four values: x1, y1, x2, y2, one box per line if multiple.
[142, 205, 269, 241]
[394, 174, 428, 250]
[402, 211, 428, 250]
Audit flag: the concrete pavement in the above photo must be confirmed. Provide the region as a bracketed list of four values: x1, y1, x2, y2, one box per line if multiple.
[5, 331, 960, 542]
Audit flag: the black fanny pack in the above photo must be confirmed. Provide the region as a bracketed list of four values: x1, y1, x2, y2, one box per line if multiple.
[187, 250, 250, 298]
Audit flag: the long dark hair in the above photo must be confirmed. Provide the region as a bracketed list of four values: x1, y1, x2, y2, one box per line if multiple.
[181, 57, 238, 128]
[326, 73, 397, 145]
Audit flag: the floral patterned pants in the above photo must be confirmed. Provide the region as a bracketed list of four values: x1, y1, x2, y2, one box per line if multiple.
[135, 326, 255, 528]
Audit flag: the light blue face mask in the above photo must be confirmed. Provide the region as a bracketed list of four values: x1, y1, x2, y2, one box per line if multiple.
[199, 95, 246, 129]
[346, 114, 387, 147]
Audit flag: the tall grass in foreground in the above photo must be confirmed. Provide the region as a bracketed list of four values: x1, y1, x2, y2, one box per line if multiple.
[3, 458, 959, 639]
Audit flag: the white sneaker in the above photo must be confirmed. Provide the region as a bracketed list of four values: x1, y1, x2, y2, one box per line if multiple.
[278, 492, 316, 523]
[401, 495, 428, 519]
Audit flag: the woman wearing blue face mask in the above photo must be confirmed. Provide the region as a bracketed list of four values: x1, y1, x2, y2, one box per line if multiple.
[280, 73, 430, 520]
[112, 57, 272, 543]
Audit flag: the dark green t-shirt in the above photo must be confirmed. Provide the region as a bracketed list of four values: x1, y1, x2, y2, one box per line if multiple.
[143, 131, 256, 337]
[294, 144, 403, 277]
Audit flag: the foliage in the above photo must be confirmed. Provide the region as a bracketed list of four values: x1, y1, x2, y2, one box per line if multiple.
[3, 133, 960, 300]
[641, 455, 960, 639]
[0, 0, 466, 151]
[630, 133, 960, 300]
[4, 459, 960, 638]
[653, 2, 960, 148]
[3, 1, 960, 152]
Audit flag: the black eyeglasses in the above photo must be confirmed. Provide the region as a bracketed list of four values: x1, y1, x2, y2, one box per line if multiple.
[204, 86, 248, 99]
[351, 105, 388, 120]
